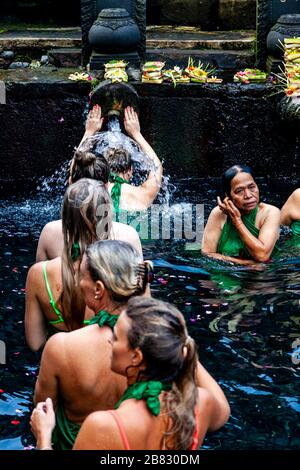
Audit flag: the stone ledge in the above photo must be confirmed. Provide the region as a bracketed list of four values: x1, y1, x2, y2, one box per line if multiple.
[146, 27, 255, 50]
[146, 48, 255, 70]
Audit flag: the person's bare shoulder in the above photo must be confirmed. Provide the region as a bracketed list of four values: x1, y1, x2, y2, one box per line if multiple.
[41, 220, 62, 237]
[37, 220, 63, 261]
[111, 222, 142, 254]
[259, 203, 281, 218]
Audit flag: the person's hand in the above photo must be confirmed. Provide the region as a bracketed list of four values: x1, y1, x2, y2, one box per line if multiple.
[85, 105, 104, 135]
[217, 196, 242, 226]
[124, 106, 141, 139]
[30, 398, 56, 441]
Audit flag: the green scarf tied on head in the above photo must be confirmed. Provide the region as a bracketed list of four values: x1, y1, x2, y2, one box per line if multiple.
[88, 309, 119, 329]
[114, 381, 171, 416]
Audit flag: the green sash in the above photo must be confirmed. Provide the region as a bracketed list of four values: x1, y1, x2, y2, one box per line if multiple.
[109, 172, 130, 212]
[114, 381, 170, 417]
[217, 206, 280, 259]
[88, 309, 118, 329]
[52, 402, 81, 450]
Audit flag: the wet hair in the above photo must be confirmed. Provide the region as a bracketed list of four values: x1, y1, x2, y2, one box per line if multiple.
[61, 178, 112, 330]
[222, 164, 254, 197]
[70, 149, 110, 184]
[125, 297, 199, 450]
[105, 147, 133, 175]
[85, 240, 152, 303]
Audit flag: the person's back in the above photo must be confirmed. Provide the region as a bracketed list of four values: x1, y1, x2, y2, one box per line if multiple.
[74, 387, 214, 450]
[35, 325, 126, 424]
[25, 257, 94, 350]
[36, 219, 142, 262]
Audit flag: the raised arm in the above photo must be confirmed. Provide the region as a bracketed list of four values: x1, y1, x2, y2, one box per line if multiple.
[281, 189, 300, 226]
[124, 107, 163, 206]
[25, 264, 48, 351]
[195, 362, 230, 432]
[77, 105, 104, 149]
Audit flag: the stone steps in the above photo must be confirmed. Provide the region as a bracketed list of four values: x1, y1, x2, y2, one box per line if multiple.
[0, 26, 255, 71]
[146, 26, 255, 51]
[146, 27, 255, 71]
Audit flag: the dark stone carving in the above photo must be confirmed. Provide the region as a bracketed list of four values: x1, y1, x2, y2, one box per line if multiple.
[81, 0, 146, 66]
[89, 81, 140, 117]
[278, 96, 300, 128]
[267, 14, 300, 59]
[81, 0, 97, 67]
[257, 1, 300, 68]
[89, 9, 141, 53]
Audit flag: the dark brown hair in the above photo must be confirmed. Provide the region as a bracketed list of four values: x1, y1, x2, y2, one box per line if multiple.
[70, 149, 110, 184]
[61, 178, 112, 330]
[125, 297, 199, 450]
[105, 147, 132, 174]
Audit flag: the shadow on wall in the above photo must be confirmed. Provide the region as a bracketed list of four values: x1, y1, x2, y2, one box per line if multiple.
[1, 0, 81, 25]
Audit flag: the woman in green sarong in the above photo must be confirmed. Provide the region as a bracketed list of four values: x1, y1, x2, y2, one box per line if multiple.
[202, 165, 281, 264]
[281, 188, 300, 247]
[32, 240, 152, 450]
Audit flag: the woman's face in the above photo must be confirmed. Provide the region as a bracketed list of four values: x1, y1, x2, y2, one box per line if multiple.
[111, 312, 136, 377]
[230, 172, 259, 212]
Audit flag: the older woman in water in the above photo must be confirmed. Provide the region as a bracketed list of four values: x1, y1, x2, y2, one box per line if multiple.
[31, 297, 230, 450]
[31, 240, 152, 450]
[202, 165, 281, 264]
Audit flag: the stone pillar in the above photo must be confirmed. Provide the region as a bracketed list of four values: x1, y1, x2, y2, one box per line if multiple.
[257, 0, 300, 68]
[81, 0, 146, 67]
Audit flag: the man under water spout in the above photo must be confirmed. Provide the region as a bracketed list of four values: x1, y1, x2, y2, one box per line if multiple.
[77, 105, 163, 212]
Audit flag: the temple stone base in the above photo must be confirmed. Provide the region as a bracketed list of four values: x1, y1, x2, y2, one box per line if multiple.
[89, 51, 141, 70]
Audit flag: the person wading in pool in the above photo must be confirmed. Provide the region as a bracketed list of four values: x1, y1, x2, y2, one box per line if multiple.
[202, 165, 281, 265]
[78, 105, 163, 212]
[26, 179, 142, 351]
[280, 188, 300, 245]
[31, 240, 152, 450]
[36, 139, 141, 262]
[31, 297, 230, 450]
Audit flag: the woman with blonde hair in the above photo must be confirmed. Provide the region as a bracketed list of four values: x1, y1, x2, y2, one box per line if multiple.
[25, 179, 142, 351]
[31, 240, 152, 450]
[31, 297, 230, 450]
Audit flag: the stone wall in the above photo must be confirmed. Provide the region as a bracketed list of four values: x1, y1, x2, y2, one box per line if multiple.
[147, 0, 256, 29]
[1, 0, 80, 25]
[0, 74, 298, 196]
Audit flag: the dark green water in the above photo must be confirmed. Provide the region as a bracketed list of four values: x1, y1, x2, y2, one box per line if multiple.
[0, 178, 299, 450]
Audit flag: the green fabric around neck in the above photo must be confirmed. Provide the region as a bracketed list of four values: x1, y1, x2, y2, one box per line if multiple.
[88, 309, 119, 329]
[291, 220, 300, 237]
[52, 402, 81, 450]
[217, 205, 280, 259]
[109, 172, 130, 212]
[114, 381, 171, 417]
